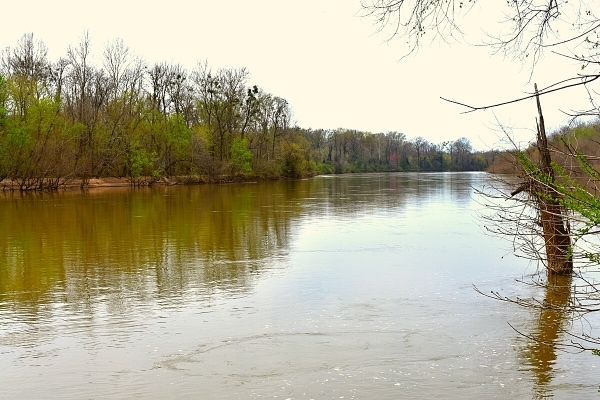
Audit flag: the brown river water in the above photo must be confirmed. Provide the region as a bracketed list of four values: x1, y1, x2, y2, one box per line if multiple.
[1, 172, 599, 399]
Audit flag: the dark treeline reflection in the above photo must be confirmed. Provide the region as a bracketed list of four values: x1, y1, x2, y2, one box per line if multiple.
[0, 172, 480, 319]
[0, 180, 313, 313]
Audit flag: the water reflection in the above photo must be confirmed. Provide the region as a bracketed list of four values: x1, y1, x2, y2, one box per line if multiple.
[0, 182, 307, 314]
[0, 172, 489, 344]
[1, 174, 464, 310]
[2, 172, 597, 399]
[521, 274, 573, 399]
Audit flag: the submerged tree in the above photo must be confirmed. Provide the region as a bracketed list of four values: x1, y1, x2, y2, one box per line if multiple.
[515, 85, 573, 275]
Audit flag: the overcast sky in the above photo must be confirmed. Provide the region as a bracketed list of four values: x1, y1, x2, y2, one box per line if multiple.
[1, 0, 593, 150]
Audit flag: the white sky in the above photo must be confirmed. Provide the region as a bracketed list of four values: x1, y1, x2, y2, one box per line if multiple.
[1, 0, 594, 151]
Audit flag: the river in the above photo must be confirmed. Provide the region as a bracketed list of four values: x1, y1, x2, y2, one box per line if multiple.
[0, 172, 598, 399]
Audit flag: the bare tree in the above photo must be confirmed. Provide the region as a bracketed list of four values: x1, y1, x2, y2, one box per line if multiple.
[192, 65, 250, 163]
[361, 1, 600, 61]
[1, 33, 51, 119]
[1, 33, 49, 81]
[411, 136, 427, 170]
[269, 96, 291, 160]
[103, 38, 130, 102]
[148, 62, 170, 117]
[452, 137, 473, 170]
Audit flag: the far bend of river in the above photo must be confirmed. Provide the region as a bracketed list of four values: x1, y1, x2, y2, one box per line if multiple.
[1, 172, 599, 399]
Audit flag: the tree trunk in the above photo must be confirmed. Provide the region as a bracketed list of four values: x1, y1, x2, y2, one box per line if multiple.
[533, 84, 573, 275]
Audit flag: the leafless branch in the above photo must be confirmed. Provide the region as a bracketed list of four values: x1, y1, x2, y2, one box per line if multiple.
[441, 74, 600, 113]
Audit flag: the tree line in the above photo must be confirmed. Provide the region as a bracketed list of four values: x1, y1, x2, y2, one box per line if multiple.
[0, 33, 491, 190]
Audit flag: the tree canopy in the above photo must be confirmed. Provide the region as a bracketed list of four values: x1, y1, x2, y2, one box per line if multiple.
[0, 33, 490, 189]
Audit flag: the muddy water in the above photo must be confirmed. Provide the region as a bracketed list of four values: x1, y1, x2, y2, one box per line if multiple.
[0, 172, 598, 399]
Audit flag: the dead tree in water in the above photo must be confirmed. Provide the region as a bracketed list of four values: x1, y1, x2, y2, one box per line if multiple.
[471, 85, 600, 353]
[511, 84, 573, 275]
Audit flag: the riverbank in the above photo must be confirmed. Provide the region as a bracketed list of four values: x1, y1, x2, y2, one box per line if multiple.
[0, 174, 295, 191]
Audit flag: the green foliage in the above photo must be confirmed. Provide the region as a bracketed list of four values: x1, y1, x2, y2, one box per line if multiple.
[518, 144, 600, 265]
[471, 154, 488, 170]
[282, 142, 308, 177]
[572, 124, 597, 138]
[6, 123, 32, 148]
[308, 161, 334, 175]
[2, 115, 34, 180]
[517, 151, 540, 176]
[230, 137, 252, 175]
[138, 112, 193, 176]
[128, 145, 160, 178]
[0, 75, 7, 128]
[551, 155, 600, 263]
